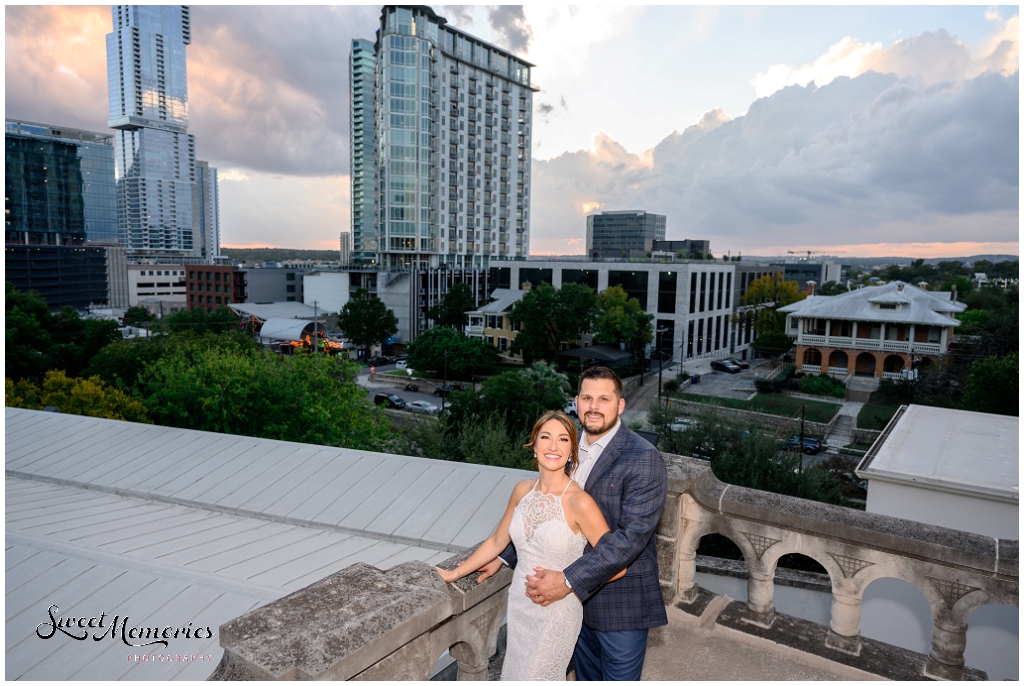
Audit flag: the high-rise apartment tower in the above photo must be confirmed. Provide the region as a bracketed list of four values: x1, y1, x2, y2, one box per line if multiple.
[106, 5, 198, 260]
[353, 6, 536, 271]
[350, 38, 378, 265]
[193, 160, 220, 261]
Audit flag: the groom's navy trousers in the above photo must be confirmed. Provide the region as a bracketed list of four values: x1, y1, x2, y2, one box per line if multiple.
[501, 424, 668, 680]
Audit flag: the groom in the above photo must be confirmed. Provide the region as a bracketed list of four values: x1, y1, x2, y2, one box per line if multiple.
[479, 365, 668, 680]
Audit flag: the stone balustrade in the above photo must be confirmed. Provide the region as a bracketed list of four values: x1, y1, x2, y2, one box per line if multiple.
[211, 454, 1017, 681]
[659, 455, 1018, 681]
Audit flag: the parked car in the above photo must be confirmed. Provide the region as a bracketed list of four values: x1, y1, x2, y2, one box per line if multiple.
[724, 357, 750, 370]
[669, 418, 697, 433]
[404, 383, 420, 392]
[784, 436, 823, 454]
[407, 400, 439, 415]
[563, 400, 577, 418]
[433, 385, 460, 398]
[373, 392, 406, 409]
[710, 359, 743, 374]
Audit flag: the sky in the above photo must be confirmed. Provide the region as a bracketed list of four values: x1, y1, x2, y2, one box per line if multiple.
[5, 4, 1019, 258]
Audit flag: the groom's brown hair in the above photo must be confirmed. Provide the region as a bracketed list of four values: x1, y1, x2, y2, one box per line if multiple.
[578, 366, 623, 398]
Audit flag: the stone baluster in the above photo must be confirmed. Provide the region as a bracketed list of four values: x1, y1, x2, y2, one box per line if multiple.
[925, 620, 968, 680]
[450, 642, 489, 681]
[825, 593, 862, 655]
[742, 571, 776, 628]
[677, 547, 699, 604]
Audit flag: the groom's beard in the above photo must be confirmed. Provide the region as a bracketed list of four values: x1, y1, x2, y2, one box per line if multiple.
[582, 411, 616, 437]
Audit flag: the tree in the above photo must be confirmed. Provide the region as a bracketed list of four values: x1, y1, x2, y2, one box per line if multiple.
[406, 326, 499, 378]
[164, 306, 238, 334]
[122, 306, 152, 327]
[6, 370, 150, 423]
[509, 283, 597, 363]
[750, 331, 794, 363]
[817, 281, 849, 296]
[137, 347, 393, 450]
[593, 285, 653, 367]
[961, 354, 1018, 416]
[336, 288, 398, 358]
[447, 364, 570, 438]
[427, 283, 476, 329]
[741, 274, 806, 334]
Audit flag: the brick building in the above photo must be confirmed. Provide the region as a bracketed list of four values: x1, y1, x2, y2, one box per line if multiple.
[186, 265, 245, 312]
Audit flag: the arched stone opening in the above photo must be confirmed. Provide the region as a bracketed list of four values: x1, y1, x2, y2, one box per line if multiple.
[963, 603, 1019, 681]
[828, 350, 848, 371]
[854, 352, 876, 376]
[860, 576, 934, 657]
[883, 354, 906, 374]
[694, 532, 748, 602]
[803, 348, 822, 366]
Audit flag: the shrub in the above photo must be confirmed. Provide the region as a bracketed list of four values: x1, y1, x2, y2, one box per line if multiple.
[798, 374, 846, 398]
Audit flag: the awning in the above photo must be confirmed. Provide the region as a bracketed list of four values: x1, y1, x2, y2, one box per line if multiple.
[258, 318, 326, 344]
[557, 344, 631, 364]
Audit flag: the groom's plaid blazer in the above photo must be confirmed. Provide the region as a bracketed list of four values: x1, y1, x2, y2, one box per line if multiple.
[503, 424, 669, 632]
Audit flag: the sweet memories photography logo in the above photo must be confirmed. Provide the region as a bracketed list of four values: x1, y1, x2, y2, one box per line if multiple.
[36, 604, 214, 649]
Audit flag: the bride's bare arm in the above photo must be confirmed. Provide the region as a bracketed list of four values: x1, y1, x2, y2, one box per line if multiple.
[569, 491, 627, 582]
[436, 479, 535, 584]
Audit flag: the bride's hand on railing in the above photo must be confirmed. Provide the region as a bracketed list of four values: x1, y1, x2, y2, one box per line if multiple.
[436, 565, 460, 584]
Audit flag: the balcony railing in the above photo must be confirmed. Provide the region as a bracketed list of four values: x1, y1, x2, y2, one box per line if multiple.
[802, 363, 822, 373]
[211, 455, 1018, 682]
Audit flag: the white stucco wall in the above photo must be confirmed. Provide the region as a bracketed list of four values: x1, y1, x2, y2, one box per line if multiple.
[302, 272, 350, 315]
[865, 480, 1018, 539]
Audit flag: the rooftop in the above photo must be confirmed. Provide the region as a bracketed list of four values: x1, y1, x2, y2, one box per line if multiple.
[857, 404, 1019, 503]
[227, 302, 325, 322]
[779, 280, 966, 326]
[472, 288, 526, 314]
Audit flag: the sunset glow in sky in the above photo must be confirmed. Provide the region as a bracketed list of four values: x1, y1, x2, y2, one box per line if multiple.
[5, 5, 1019, 258]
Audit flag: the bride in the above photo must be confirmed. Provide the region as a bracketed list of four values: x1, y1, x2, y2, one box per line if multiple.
[436, 410, 624, 681]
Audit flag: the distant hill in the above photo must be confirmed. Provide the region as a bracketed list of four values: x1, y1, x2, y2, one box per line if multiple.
[221, 247, 340, 263]
[744, 254, 1018, 268]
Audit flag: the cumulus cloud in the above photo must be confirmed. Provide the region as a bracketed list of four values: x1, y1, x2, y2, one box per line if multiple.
[752, 10, 1019, 97]
[529, 71, 1018, 255]
[488, 5, 533, 53]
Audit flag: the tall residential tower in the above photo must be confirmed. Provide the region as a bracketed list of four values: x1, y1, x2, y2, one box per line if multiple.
[350, 38, 378, 265]
[353, 6, 536, 271]
[106, 5, 199, 260]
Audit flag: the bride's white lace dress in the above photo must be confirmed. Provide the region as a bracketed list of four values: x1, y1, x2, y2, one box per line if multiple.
[501, 480, 588, 681]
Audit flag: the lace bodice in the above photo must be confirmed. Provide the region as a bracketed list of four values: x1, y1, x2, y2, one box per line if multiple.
[501, 480, 587, 681]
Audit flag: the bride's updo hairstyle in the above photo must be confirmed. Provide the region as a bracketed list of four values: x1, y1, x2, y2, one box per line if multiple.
[524, 410, 580, 475]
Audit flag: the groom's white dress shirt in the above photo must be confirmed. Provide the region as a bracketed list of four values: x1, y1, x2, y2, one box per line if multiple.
[573, 419, 621, 488]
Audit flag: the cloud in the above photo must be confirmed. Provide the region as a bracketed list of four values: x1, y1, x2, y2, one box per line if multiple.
[752, 10, 1018, 98]
[488, 5, 532, 53]
[529, 70, 1018, 255]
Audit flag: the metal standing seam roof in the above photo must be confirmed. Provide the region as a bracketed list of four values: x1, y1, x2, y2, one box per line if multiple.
[778, 281, 966, 327]
[856, 405, 1019, 502]
[227, 302, 328, 322]
[5, 408, 534, 680]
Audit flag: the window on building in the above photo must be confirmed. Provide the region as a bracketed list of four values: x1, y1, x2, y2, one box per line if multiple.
[287, 296, 296, 302]
[658, 272, 676, 314]
[696, 318, 704, 355]
[698, 272, 706, 313]
[689, 273, 697, 314]
[286, 285, 296, 293]
[499, 337, 508, 352]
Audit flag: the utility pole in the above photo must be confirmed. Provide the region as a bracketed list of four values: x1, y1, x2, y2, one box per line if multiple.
[798, 402, 806, 474]
[312, 300, 318, 354]
[441, 349, 448, 414]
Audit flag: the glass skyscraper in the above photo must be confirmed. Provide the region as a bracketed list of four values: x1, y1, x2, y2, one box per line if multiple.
[586, 210, 667, 259]
[106, 5, 197, 258]
[193, 159, 220, 261]
[353, 6, 536, 271]
[350, 38, 378, 265]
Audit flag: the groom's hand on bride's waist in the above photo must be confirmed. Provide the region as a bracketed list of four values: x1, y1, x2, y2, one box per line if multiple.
[525, 567, 572, 606]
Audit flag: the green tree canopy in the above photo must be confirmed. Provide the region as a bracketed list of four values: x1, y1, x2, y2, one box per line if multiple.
[406, 326, 499, 378]
[427, 282, 476, 329]
[122, 306, 152, 327]
[509, 283, 597, 363]
[593, 285, 654, 363]
[447, 362, 570, 438]
[162, 305, 239, 334]
[741, 274, 806, 334]
[750, 331, 795, 362]
[138, 347, 393, 450]
[6, 370, 150, 423]
[961, 353, 1018, 416]
[337, 288, 398, 356]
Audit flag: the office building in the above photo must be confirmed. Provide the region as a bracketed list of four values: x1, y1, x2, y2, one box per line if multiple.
[586, 210, 666, 258]
[186, 264, 244, 312]
[771, 260, 845, 290]
[339, 231, 352, 265]
[354, 5, 536, 271]
[5, 118, 125, 308]
[488, 258, 742, 363]
[350, 38, 377, 265]
[241, 266, 308, 303]
[192, 159, 220, 262]
[651, 239, 711, 260]
[106, 5, 199, 259]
